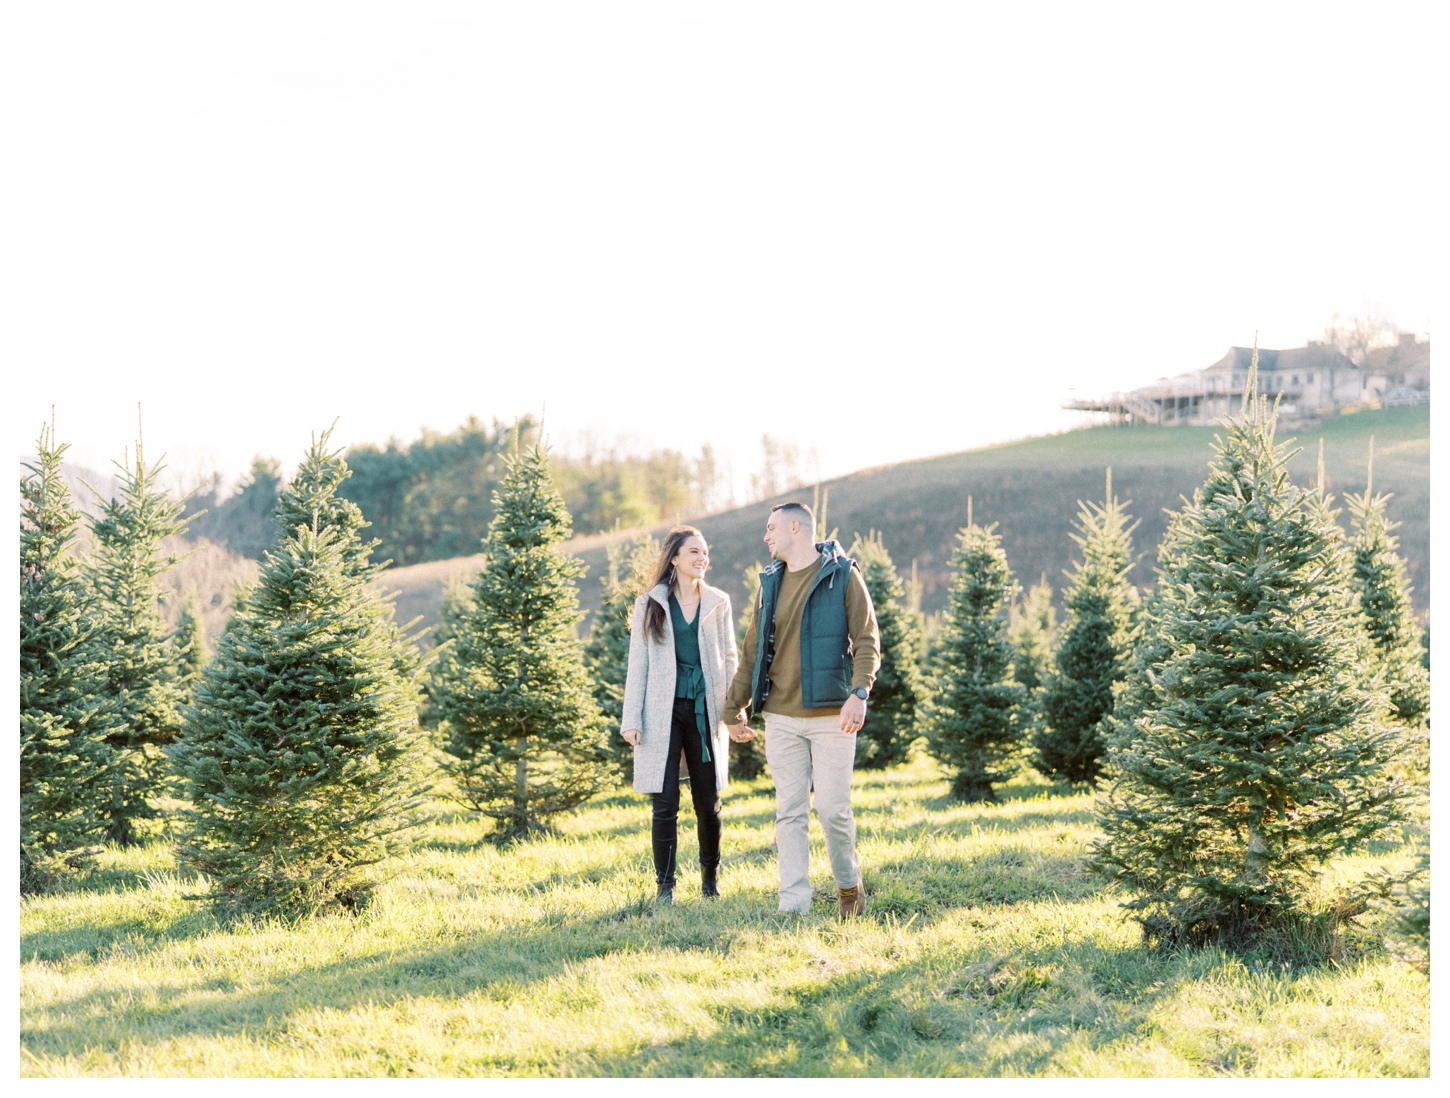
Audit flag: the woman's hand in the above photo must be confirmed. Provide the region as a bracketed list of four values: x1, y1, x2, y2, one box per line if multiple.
[621, 728, 642, 747]
[727, 721, 756, 743]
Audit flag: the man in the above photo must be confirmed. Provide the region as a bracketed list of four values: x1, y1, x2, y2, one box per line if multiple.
[725, 501, 880, 918]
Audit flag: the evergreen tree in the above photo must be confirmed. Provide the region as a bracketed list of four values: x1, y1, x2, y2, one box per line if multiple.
[919, 502, 1025, 801]
[847, 532, 923, 769]
[171, 588, 210, 694]
[1091, 357, 1407, 945]
[1008, 576, 1056, 697]
[584, 534, 658, 785]
[1035, 472, 1140, 784]
[428, 440, 610, 837]
[728, 564, 769, 781]
[170, 435, 429, 915]
[1007, 575, 1056, 753]
[20, 424, 118, 891]
[87, 435, 192, 844]
[1343, 442, 1430, 727]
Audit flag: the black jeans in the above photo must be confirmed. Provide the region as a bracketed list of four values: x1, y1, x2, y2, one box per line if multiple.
[652, 697, 722, 886]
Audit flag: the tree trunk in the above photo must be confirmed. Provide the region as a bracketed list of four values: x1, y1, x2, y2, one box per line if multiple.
[1245, 787, 1268, 888]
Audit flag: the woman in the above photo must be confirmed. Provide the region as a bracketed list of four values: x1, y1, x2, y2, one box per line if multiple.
[621, 526, 743, 903]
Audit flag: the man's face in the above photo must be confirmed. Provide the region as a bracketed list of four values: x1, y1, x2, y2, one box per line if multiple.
[763, 514, 799, 561]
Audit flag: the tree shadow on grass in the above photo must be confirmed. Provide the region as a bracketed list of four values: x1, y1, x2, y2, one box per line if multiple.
[20, 890, 790, 1066]
[578, 933, 1198, 1077]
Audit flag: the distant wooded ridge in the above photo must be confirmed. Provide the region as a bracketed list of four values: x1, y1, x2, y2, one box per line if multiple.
[181, 415, 733, 567]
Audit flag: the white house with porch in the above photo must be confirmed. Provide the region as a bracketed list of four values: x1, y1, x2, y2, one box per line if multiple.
[1065, 340, 1413, 426]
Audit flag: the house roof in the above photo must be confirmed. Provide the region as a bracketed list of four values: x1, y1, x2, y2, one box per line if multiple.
[1203, 344, 1358, 376]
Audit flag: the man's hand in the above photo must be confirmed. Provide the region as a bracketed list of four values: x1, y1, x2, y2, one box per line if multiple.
[839, 693, 867, 733]
[727, 721, 756, 742]
[621, 728, 641, 747]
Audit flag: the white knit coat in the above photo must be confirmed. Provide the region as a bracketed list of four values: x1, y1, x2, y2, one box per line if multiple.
[620, 582, 738, 794]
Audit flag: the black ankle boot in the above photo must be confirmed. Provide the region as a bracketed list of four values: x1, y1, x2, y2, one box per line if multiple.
[653, 838, 677, 904]
[701, 863, 719, 898]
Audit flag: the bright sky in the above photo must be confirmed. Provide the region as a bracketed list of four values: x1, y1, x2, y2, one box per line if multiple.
[9, 1, 1436, 500]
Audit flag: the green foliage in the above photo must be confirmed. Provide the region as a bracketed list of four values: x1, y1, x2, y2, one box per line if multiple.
[1008, 577, 1056, 696]
[1007, 576, 1056, 750]
[87, 437, 192, 844]
[428, 440, 611, 837]
[919, 511, 1025, 801]
[848, 532, 924, 769]
[729, 563, 768, 780]
[583, 534, 658, 786]
[184, 457, 283, 560]
[1343, 470, 1429, 727]
[171, 588, 210, 691]
[1035, 474, 1140, 784]
[1092, 364, 1408, 946]
[342, 416, 725, 567]
[20, 425, 118, 892]
[171, 433, 430, 916]
[1373, 847, 1429, 973]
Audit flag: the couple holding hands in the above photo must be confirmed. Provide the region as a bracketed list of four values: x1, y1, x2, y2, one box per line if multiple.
[620, 501, 881, 919]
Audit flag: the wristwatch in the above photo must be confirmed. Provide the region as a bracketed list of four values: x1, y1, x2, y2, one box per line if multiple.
[850, 687, 869, 701]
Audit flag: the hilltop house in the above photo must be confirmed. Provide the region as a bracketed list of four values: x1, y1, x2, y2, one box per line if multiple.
[1067, 335, 1430, 425]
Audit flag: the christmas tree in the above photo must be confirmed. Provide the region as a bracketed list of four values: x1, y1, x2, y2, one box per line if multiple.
[1091, 354, 1407, 945]
[1007, 575, 1056, 754]
[1343, 440, 1430, 727]
[583, 534, 657, 785]
[1035, 471, 1139, 784]
[847, 532, 923, 769]
[20, 423, 118, 891]
[171, 434, 429, 915]
[1008, 576, 1056, 697]
[428, 439, 610, 837]
[171, 587, 210, 691]
[919, 501, 1025, 801]
[87, 431, 192, 844]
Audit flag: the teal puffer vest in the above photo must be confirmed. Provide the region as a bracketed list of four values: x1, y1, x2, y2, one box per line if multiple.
[749, 540, 857, 712]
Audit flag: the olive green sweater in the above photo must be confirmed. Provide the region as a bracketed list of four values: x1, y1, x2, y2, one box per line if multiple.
[725, 555, 879, 721]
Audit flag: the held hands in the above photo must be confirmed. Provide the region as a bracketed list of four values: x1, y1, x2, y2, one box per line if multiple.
[839, 693, 867, 733]
[727, 718, 756, 742]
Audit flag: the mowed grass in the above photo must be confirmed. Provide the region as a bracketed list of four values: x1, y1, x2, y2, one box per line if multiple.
[21, 757, 1429, 1077]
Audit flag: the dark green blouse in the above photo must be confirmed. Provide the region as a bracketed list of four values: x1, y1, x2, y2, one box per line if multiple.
[669, 592, 711, 763]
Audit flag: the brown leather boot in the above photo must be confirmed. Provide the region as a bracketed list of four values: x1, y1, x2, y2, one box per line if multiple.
[839, 878, 865, 920]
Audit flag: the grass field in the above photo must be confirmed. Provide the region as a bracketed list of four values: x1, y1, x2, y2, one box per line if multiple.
[20, 757, 1429, 1077]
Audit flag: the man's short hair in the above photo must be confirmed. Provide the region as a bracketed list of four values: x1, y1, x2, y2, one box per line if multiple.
[770, 501, 815, 530]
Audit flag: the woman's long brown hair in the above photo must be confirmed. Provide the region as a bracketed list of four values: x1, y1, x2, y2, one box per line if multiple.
[642, 526, 705, 643]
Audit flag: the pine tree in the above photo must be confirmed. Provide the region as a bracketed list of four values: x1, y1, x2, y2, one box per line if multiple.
[1343, 440, 1429, 727]
[584, 534, 657, 785]
[428, 440, 610, 837]
[170, 434, 429, 915]
[87, 434, 192, 844]
[20, 424, 118, 891]
[1008, 576, 1056, 697]
[1035, 471, 1140, 784]
[848, 532, 924, 769]
[919, 502, 1025, 801]
[1091, 356, 1407, 945]
[725, 563, 769, 781]
[171, 587, 210, 692]
[1007, 575, 1056, 753]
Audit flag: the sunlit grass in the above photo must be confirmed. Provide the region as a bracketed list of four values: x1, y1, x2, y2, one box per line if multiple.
[20, 756, 1428, 1077]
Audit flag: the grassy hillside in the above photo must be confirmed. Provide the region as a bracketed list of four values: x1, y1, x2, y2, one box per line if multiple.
[20, 759, 1428, 1077]
[379, 406, 1429, 640]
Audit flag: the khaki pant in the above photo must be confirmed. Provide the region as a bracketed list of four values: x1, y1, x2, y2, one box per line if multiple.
[763, 712, 860, 913]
